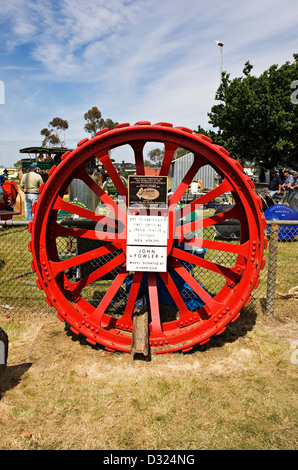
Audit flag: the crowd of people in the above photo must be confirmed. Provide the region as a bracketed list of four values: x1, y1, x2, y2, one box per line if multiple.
[267, 167, 298, 211]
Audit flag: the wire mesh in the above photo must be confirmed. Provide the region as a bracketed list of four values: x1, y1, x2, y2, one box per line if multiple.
[0, 220, 297, 320]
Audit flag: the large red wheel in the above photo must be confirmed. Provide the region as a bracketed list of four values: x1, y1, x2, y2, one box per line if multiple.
[29, 122, 267, 354]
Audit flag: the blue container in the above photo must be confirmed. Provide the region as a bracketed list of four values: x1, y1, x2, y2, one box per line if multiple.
[264, 204, 298, 240]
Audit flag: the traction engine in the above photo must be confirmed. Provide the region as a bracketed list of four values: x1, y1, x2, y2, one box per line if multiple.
[0, 181, 22, 220]
[28, 122, 267, 354]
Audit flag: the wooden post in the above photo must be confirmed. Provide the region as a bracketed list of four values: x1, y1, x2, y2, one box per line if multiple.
[131, 296, 150, 358]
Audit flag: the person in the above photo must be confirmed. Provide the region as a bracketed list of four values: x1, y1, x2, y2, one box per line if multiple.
[286, 174, 298, 212]
[282, 169, 295, 189]
[278, 168, 285, 183]
[0, 173, 4, 195]
[267, 169, 282, 199]
[20, 164, 43, 221]
[259, 168, 266, 183]
[92, 166, 103, 186]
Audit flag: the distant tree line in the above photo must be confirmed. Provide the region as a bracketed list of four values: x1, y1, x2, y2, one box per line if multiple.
[37, 54, 298, 171]
[40, 107, 118, 148]
[197, 54, 298, 170]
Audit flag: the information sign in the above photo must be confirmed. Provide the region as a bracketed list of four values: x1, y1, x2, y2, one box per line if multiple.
[128, 175, 168, 209]
[126, 246, 167, 272]
[127, 175, 169, 272]
[127, 215, 168, 246]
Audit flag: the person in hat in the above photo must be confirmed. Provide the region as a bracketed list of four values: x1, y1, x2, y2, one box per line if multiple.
[282, 169, 295, 189]
[0, 169, 8, 191]
[0, 173, 4, 195]
[20, 164, 43, 220]
[267, 169, 282, 199]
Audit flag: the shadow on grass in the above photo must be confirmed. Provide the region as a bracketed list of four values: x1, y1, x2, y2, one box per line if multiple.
[64, 323, 109, 352]
[192, 306, 258, 354]
[63, 305, 258, 359]
[0, 362, 32, 399]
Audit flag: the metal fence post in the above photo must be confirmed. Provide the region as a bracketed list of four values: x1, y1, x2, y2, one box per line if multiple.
[265, 223, 279, 316]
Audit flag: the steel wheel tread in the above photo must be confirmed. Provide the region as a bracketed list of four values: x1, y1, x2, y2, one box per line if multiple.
[29, 122, 266, 354]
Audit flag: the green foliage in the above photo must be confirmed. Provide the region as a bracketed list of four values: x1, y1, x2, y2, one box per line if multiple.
[147, 148, 164, 166]
[40, 117, 69, 147]
[206, 54, 298, 168]
[145, 146, 190, 167]
[83, 106, 118, 136]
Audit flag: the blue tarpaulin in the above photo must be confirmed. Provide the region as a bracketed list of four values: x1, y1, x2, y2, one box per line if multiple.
[126, 247, 208, 310]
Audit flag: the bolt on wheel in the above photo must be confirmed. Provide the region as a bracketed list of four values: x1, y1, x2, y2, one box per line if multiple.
[29, 122, 267, 354]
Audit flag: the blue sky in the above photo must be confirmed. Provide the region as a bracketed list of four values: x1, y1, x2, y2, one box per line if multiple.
[1, 0, 298, 168]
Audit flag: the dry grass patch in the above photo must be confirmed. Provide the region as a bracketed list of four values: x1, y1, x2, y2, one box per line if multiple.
[0, 307, 297, 450]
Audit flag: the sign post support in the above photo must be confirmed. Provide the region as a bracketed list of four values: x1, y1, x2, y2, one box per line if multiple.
[127, 175, 168, 357]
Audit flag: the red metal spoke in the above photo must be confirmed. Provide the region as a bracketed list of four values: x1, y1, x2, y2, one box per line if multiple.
[78, 167, 127, 225]
[169, 156, 207, 208]
[171, 246, 241, 284]
[49, 242, 122, 277]
[119, 271, 144, 324]
[160, 142, 179, 177]
[198, 204, 240, 229]
[67, 252, 126, 299]
[55, 224, 120, 243]
[147, 272, 165, 337]
[53, 196, 118, 229]
[168, 258, 222, 315]
[130, 141, 145, 175]
[186, 237, 250, 258]
[167, 207, 174, 255]
[175, 178, 234, 221]
[175, 205, 241, 240]
[99, 153, 128, 201]
[159, 271, 192, 317]
[56, 224, 101, 240]
[85, 268, 128, 325]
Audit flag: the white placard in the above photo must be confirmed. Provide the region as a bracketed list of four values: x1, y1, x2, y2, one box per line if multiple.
[127, 215, 168, 246]
[126, 245, 167, 272]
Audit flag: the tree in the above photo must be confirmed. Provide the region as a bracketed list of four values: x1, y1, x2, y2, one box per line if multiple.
[147, 148, 164, 167]
[174, 147, 191, 159]
[14, 160, 22, 169]
[207, 55, 298, 169]
[41, 117, 69, 147]
[83, 107, 118, 137]
[145, 146, 190, 167]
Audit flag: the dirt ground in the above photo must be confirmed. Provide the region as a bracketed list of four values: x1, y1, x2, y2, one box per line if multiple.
[0, 305, 297, 450]
[1, 303, 296, 367]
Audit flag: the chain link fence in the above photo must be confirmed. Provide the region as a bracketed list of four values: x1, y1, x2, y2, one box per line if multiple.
[0, 219, 297, 321]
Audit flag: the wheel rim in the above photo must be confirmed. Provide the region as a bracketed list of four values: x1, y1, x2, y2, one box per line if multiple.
[29, 122, 267, 353]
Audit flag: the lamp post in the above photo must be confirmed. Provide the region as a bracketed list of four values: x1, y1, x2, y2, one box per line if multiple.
[215, 40, 224, 82]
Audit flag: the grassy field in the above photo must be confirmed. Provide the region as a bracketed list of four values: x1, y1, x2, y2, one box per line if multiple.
[0, 309, 297, 450]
